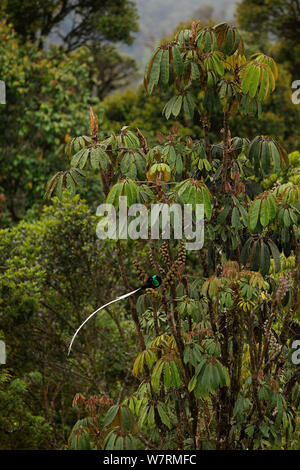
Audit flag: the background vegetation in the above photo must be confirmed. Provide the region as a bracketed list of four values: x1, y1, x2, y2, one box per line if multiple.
[0, 0, 299, 450]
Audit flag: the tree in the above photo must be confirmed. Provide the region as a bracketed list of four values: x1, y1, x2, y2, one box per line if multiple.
[236, 0, 300, 76]
[0, 20, 105, 226]
[46, 21, 300, 450]
[0, 374, 52, 450]
[87, 44, 138, 100]
[193, 5, 214, 22]
[102, 14, 300, 152]
[0, 3, 140, 227]
[2, 0, 139, 51]
[0, 195, 139, 449]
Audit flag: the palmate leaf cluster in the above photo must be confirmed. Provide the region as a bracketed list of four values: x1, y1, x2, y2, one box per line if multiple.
[45, 21, 300, 451]
[144, 22, 278, 121]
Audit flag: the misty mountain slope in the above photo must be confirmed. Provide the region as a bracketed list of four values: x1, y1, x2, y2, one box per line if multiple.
[46, 0, 237, 69]
[121, 0, 236, 66]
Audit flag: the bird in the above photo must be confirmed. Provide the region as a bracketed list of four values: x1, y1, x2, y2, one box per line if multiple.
[67, 274, 162, 356]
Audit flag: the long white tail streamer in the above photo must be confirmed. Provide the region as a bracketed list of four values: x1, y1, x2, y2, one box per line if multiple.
[67, 288, 141, 356]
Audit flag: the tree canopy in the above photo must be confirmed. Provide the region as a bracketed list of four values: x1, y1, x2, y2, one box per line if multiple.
[2, 0, 139, 50]
[236, 0, 300, 76]
[43, 19, 300, 450]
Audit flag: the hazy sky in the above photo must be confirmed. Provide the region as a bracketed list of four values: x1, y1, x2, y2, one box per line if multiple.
[121, 0, 236, 65]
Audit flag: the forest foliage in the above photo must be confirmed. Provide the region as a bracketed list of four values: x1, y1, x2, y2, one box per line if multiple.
[0, 0, 300, 451]
[44, 20, 300, 450]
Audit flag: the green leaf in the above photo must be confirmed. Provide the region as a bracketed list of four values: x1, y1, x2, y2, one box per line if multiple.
[268, 194, 277, 219]
[75, 429, 91, 450]
[90, 148, 100, 169]
[247, 136, 261, 171]
[172, 46, 184, 75]
[217, 205, 231, 224]
[78, 149, 89, 169]
[188, 375, 197, 392]
[106, 182, 124, 209]
[169, 361, 181, 388]
[260, 198, 270, 227]
[69, 168, 85, 186]
[251, 240, 261, 271]
[258, 67, 268, 101]
[191, 62, 201, 80]
[202, 187, 212, 221]
[248, 199, 261, 232]
[211, 53, 224, 76]
[183, 93, 195, 118]
[176, 154, 183, 174]
[115, 436, 124, 450]
[160, 49, 170, 85]
[66, 173, 75, 195]
[71, 148, 86, 168]
[163, 96, 177, 120]
[269, 141, 281, 172]
[124, 180, 138, 206]
[259, 242, 270, 276]
[283, 209, 291, 227]
[103, 405, 119, 428]
[56, 174, 64, 199]
[172, 95, 183, 117]
[45, 172, 62, 199]
[232, 28, 240, 54]
[261, 140, 271, 173]
[121, 406, 136, 432]
[148, 49, 163, 93]
[239, 205, 248, 225]
[151, 359, 164, 393]
[231, 206, 240, 229]
[223, 27, 234, 55]
[164, 362, 172, 389]
[121, 153, 137, 179]
[104, 430, 118, 450]
[249, 66, 260, 98]
[157, 403, 171, 429]
[241, 237, 253, 266]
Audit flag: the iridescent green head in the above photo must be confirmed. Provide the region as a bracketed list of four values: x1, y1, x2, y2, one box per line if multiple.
[151, 274, 161, 287]
[142, 274, 162, 289]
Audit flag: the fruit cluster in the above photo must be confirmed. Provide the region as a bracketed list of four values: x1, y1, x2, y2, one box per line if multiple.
[263, 320, 281, 356]
[178, 240, 187, 265]
[161, 241, 186, 292]
[145, 287, 161, 300]
[133, 259, 147, 284]
[275, 272, 292, 301]
[159, 241, 171, 266]
[148, 246, 165, 276]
